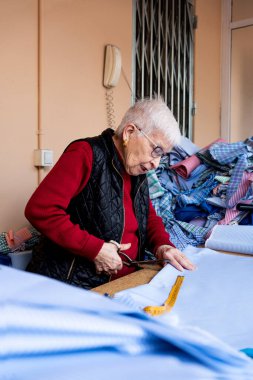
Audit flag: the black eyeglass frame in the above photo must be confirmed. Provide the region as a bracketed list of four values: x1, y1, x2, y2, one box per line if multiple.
[133, 124, 165, 158]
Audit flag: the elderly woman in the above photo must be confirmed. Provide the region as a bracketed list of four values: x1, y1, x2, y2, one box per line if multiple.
[25, 98, 195, 289]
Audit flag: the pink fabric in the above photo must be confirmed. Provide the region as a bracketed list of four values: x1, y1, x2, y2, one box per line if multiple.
[5, 227, 32, 250]
[170, 138, 226, 179]
[170, 155, 201, 179]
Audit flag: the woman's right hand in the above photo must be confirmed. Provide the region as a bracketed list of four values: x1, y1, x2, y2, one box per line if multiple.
[94, 242, 131, 276]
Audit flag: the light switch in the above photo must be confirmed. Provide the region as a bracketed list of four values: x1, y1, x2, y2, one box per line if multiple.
[34, 149, 54, 167]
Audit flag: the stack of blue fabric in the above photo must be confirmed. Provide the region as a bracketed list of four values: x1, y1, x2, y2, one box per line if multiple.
[147, 136, 253, 250]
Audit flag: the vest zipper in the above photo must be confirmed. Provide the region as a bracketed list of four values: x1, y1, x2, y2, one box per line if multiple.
[134, 177, 146, 260]
[112, 159, 125, 243]
[66, 257, 76, 282]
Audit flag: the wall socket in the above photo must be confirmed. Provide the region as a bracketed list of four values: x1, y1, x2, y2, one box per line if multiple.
[34, 149, 54, 167]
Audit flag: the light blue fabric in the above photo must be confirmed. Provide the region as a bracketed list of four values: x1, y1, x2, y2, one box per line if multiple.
[116, 247, 253, 351]
[177, 163, 208, 191]
[177, 135, 200, 156]
[1, 264, 253, 379]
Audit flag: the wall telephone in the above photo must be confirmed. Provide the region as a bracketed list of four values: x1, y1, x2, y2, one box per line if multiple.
[103, 44, 121, 88]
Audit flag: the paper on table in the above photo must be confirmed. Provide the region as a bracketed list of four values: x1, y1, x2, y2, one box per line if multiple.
[205, 225, 253, 254]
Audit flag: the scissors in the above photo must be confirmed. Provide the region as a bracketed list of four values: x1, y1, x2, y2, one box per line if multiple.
[118, 251, 171, 268]
[109, 240, 170, 268]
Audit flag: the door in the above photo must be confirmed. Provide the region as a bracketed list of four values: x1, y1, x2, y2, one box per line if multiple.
[221, 0, 253, 142]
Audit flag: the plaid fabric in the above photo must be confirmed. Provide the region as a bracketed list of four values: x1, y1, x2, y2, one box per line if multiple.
[151, 192, 224, 250]
[147, 170, 165, 200]
[165, 222, 205, 251]
[177, 174, 217, 207]
[210, 141, 247, 164]
[192, 168, 216, 188]
[156, 155, 170, 174]
[0, 227, 40, 254]
[245, 136, 253, 148]
[152, 193, 175, 222]
[0, 233, 10, 254]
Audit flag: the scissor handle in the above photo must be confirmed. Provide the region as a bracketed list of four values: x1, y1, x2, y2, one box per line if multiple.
[119, 251, 141, 267]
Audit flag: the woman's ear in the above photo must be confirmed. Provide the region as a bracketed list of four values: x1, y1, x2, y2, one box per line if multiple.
[122, 124, 135, 141]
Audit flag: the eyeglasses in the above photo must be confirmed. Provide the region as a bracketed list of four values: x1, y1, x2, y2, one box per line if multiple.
[134, 124, 165, 158]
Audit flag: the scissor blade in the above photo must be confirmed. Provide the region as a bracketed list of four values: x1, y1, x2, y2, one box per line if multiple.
[130, 259, 170, 265]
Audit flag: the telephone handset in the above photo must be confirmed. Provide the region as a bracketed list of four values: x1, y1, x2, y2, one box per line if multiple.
[103, 45, 121, 88]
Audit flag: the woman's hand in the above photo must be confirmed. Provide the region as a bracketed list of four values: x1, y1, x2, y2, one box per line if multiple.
[156, 245, 196, 272]
[94, 242, 131, 276]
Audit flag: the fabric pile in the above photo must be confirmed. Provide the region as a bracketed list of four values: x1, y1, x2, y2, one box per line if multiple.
[0, 226, 40, 255]
[147, 136, 253, 250]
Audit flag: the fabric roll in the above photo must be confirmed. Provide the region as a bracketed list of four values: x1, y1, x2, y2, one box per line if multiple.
[170, 138, 225, 179]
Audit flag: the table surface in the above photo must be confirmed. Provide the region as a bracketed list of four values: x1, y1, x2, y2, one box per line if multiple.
[91, 249, 253, 296]
[92, 264, 161, 296]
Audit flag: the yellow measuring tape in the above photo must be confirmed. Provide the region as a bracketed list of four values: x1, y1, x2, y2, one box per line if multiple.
[143, 276, 185, 316]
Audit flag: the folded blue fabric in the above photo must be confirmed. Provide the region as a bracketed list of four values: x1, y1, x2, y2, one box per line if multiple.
[116, 247, 253, 354]
[241, 349, 253, 358]
[1, 261, 253, 380]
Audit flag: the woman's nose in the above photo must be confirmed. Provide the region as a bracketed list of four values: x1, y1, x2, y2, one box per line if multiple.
[150, 156, 161, 169]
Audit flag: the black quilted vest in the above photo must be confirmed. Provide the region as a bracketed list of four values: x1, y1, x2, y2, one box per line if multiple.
[28, 129, 149, 289]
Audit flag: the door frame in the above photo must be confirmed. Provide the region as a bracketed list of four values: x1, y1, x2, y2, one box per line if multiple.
[221, 0, 253, 141]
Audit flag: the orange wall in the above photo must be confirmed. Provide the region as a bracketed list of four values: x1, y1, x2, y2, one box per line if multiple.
[0, 0, 38, 231]
[40, 0, 133, 161]
[0, 0, 132, 232]
[194, 0, 221, 147]
[0, 0, 222, 232]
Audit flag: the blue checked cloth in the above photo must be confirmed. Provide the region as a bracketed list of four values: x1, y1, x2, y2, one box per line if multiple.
[210, 141, 247, 165]
[152, 193, 224, 250]
[176, 173, 218, 207]
[209, 141, 249, 207]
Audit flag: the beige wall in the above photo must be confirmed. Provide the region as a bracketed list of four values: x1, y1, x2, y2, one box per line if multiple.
[230, 0, 253, 142]
[0, 0, 223, 233]
[40, 0, 132, 161]
[0, 0, 38, 231]
[231, 26, 253, 142]
[193, 0, 221, 147]
[0, 0, 132, 232]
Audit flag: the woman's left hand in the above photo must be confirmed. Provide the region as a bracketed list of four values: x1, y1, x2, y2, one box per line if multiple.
[156, 245, 196, 272]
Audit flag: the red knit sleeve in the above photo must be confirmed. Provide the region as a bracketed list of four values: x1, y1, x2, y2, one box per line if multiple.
[146, 199, 175, 254]
[25, 141, 104, 260]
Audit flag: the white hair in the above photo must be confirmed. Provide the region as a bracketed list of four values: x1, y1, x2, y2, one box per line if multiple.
[115, 97, 181, 147]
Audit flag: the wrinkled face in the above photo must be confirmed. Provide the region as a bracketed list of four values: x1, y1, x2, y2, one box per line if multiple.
[122, 124, 172, 176]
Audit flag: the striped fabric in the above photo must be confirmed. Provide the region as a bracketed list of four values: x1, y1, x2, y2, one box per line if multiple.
[218, 172, 253, 225]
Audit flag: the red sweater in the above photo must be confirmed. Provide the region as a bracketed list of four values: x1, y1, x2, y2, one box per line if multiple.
[25, 141, 174, 278]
